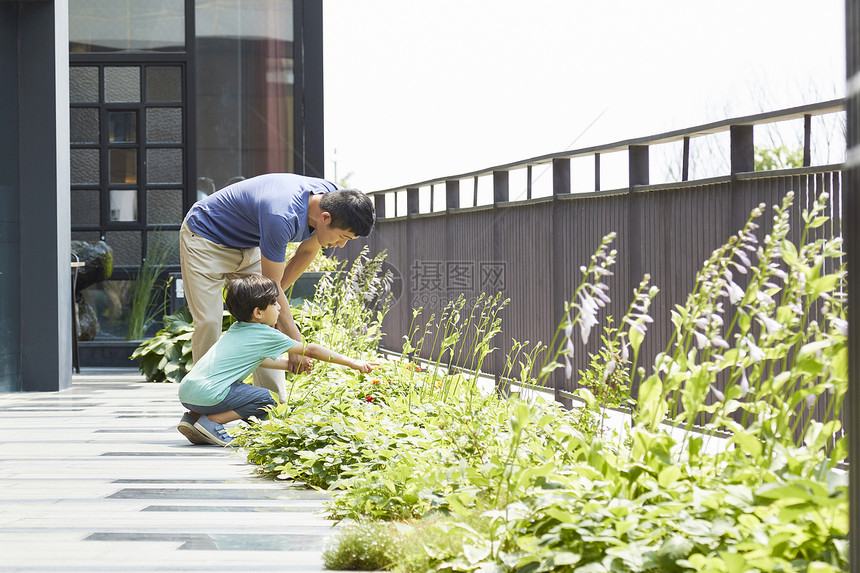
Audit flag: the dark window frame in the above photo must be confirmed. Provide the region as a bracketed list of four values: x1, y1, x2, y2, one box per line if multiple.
[70, 55, 190, 269]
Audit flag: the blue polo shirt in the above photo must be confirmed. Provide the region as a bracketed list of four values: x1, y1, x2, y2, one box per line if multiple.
[185, 173, 338, 262]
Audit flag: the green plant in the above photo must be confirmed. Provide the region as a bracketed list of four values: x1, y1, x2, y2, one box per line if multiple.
[234, 192, 847, 572]
[126, 237, 173, 340]
[300, 246, 393, 357]
[130, 305, 194, 383]
[755, 145, 804, 171]
[637, 191, 846, 458]
[130, 305, 234, 383]
[285, 241, 340, 272]
[572, 321, 631, 438]
[322, 521, 403, 570]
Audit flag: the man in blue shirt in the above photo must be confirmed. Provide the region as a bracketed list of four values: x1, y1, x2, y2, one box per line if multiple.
[179, 173, 375, 402]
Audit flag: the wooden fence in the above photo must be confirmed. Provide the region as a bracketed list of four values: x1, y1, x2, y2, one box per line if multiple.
[340, 100, 845, 423]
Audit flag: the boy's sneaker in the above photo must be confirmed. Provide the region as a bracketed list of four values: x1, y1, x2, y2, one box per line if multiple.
[177, 412, 209, 445]
[193, 415, 234, 447]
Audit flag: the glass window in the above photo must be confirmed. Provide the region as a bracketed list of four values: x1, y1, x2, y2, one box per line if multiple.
[71, 231, 101, 243]
[71, 108, 100, 144]
[71, 149, 100, 185]
[195, 0, 295, 189]
[109, 190, 138, 222]
[103, 231, 141, 267]
[146, 66, 182, 102]
[147, 189, 183, 225]
[71, 190, 100, 226]
[70, 0, 185, 53]
[104, 67, 140, 103]
[70, 67, 99, 103]
[109, 111, 137, 143]
[109, 149, 137, 184]
[146, 108, 182, 143]
[147, 148, 183, 184]
[147, 230, 181, 266]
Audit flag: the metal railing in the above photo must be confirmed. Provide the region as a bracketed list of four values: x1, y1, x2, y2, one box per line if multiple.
[342, 99, 845, 420]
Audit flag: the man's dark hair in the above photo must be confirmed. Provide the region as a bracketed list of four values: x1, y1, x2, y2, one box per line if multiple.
[225, 275, 280, 322]
[320, 188, 376, 237]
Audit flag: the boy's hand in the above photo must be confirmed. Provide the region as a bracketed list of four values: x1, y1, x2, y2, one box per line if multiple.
[352, 360, 380, 374]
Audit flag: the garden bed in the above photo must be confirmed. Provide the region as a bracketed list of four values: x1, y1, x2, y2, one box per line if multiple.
[140, 194, 849, 572]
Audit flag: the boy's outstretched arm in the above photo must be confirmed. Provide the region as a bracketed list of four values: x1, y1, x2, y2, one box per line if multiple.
[260, 343, 379, 373]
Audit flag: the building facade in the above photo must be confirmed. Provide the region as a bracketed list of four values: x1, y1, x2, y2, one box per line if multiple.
[1, 0, 324, 392]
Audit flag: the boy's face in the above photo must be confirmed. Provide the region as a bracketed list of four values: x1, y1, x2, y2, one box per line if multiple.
[255, 300, 280, 326]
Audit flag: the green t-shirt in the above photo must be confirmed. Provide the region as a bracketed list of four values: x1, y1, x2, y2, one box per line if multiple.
[178, 321, 298, 406]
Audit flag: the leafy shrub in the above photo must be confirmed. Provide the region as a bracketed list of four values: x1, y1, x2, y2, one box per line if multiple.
[130, 305, 194, 383]
[300, 246, 393, 356]
[321, 521, 402, 571]
[130, 305, 234, 383]
[286, 241, 340, 272]
[235, 191, 847, 572]
[126, 236, 173, 340]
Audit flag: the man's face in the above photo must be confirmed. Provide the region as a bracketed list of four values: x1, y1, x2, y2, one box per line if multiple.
[316, 217, 357, 248]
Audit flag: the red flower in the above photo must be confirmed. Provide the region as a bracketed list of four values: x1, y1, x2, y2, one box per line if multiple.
[372, 379, 381, 385]
[365, 396, 373, 402]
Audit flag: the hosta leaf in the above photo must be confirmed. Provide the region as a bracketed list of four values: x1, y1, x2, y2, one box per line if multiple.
[463, 542, 491, 565]
[548, 552, 582, 567]
[718, 550, 747, 573]
[732, 430, 762, 458]
[657, 465, 682, 488]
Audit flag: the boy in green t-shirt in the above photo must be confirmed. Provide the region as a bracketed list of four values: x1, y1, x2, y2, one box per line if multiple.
[177, 274, 378, 446]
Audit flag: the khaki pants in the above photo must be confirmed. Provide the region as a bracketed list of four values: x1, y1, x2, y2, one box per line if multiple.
[179, 221, 287, 400]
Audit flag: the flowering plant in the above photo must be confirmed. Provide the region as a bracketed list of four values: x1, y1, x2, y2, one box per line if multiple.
[235, 191, 847, 572]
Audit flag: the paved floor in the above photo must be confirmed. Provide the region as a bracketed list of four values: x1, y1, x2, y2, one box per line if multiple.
[0, 368, 342, 573]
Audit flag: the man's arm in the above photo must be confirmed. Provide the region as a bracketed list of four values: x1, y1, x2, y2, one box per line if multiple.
[280, 236, 322, 291]
[260, 254, 311, 373]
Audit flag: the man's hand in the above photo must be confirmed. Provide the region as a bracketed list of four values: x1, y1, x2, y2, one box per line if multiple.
[287, 353, 313, 374]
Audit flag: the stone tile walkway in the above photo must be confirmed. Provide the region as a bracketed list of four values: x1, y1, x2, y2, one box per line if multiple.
[0, 369, 342, 572]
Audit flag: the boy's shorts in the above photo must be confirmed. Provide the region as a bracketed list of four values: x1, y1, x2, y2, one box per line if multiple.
[182, 381, 276, 421]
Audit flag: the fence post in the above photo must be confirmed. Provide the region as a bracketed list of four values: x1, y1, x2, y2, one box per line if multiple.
[628, 145, 649, 282]
[682, 136, 691, 181]
[551, 158, 572, 406]
[630, 145, 650, 186]
[553, 158, 571, 195]
[492, 171, 509, 388]
[730, 125, 754, 174]
[446, 180, 460, 210]
[844, 0, 860, 564]
[729, 125, 755, 264]
[493, 170, 509, 203]
[406, 187, 420, 215]
[373, 193, 386, 220]
[628, 145, 649, 402]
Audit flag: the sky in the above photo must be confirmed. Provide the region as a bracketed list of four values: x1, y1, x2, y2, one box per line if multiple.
[322, 1, 846, 194]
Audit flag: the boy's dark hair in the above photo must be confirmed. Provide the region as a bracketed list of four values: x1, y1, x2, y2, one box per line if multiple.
[320, 188, 376, 237]
[225, 275, 280, 322]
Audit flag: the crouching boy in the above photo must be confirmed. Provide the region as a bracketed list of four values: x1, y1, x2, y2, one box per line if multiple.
[177, 274, 377, 446]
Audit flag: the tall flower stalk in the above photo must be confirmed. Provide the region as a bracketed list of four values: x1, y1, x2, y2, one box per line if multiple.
[632, 191, 846, 477]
